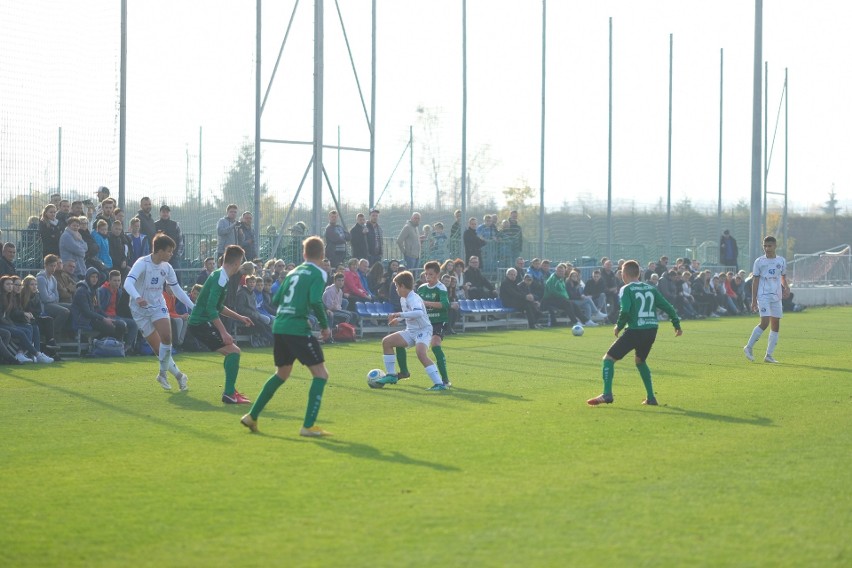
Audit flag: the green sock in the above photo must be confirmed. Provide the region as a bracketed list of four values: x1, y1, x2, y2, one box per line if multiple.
[223, 352, 241, 395]
[636, 362, 654, 399]
[602, 359, 615, 396]
[303, 377, 327, 428]
[432, 345, 448, 381]
[249, 375, 284, 420]
[396, 347, 409, 374]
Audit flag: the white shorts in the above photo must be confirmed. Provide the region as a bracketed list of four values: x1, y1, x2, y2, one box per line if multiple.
[131, 303, 171, 338]
[757, 297, 783, 319]
[398, 328, 432, 348]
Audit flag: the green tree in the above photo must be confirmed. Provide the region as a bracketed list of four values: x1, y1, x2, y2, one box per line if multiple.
[218, 140, 267, 209]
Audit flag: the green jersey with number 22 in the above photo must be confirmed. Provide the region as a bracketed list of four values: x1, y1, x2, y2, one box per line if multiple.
[616, 281, 681, 331]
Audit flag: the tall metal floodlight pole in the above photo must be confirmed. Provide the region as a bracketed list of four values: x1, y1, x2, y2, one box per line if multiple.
[460, 0, 468, 263]
[763, 61, 768, 234]
[198, 127, 203, 204]
[783, 68, 788, 254]
[57, 127, 62, 195]
[539, 0, 546, 258]
[606, 17, 612, 259]
[749, 0, 764, 262]
[255, 2, 262, 239]
[312, 0, 325, 235]
[369, 0, 376, 208]
[118, 0, 127, 212]
[717, 48, 724, 241]
[666, 33, 673, 256]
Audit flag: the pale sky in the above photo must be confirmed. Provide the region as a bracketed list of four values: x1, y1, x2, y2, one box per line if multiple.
[1, 0, 850, 216]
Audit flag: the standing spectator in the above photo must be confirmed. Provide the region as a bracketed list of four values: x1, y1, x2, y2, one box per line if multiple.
[154, 205, 183, 269]
[136, 197, 157, 248]
[37, 254, 72, 338]
[431, 222, 449, 262]
[56, 200, 72, 231]
[655, 256, 670, 277]
[719, 229, 739, 270]
[0, 242, 16, 276]
[396, 212, 422, 270]
[114, 208, 125, 227]
[38, 204, 63, 257]
[503, 210, 524, 260]
[463, 217, 485, 266]
[92, 219, 114, 271]
[94, 197, 117, 232]
[324, 210, 350, 268]
[108, 220, 131, 277]
[59, 218, 88, 279]
[49, 193, 62, 207]
[366, 208, 384, 265]
[93, 186, 111, 222]
[350, 213, 370, 261]
[237, 211, 257, 260]
[97, 270, 139, 352]
[77, 216, 104, 275]
[127, 217, 150, 268]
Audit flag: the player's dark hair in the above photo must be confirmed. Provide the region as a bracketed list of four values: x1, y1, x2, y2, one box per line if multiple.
[303, 236, 324, 260]
[423, 261, 441, 273]
[763, 235, 777, 245]
[223, 245, 245, 265]
[393, 270, 414, 291]
[622, 260, 641, 278]
[152, 232, 176, 253]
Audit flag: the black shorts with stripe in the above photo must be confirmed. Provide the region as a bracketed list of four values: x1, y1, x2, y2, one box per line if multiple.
[606, 327, 658, 361]
[273, 333, 325, 368]
[431, 322, 448, 339]
[187, 322, 226, 352]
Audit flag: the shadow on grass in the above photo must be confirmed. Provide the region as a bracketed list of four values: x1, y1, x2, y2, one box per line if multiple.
[8, 373, 227, 442]
[315, 438, 461, 471]
[780, 363, 852, 375]
[617, 405, 776, 427]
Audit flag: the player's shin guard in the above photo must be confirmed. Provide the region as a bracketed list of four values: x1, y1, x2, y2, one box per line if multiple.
[746, 326, 763, 348]
[223, 352, 241, 395]
[395, 347, 409, 375]
[766, 331, 779, 356]
[303, 377, 327, 428]
[432, 345, 448, 381]
[636, 362, 654, 399]
[249, 375, 285, 420]
[158, 344, 171, 375]
[602, 359, 615, 396]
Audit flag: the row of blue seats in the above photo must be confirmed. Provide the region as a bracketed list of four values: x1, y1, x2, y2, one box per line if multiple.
[355, 301, 395, 318]
[458, 299, 517, 315]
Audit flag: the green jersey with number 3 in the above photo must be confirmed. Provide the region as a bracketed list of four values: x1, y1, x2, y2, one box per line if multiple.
[271, 262, 330, 336]
[616, 281, 681, 331]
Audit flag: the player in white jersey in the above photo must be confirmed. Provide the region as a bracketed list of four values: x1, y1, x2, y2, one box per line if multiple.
[124, 233, 196, 390]
[743, 235, 789, 364]
[373, 270, 447, 391]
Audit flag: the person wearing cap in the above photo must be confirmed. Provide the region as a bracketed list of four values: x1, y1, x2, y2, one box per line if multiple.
[154, 205, 183, 269]
[366, 208, 383, 265]
[719, 229, 739, 271]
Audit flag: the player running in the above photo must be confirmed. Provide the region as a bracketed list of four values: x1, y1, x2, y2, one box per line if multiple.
[240, 236, 333, 436]
[374, 270, 448, 391]
[743, 235, 789, 364]
[124, 233, 195, 391]
[587, 259, 682, 407]
[186, 245, 255, 404]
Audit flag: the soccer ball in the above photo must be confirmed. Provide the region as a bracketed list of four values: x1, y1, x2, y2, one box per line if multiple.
[367, 368, 386, 389]
[571, 324, 585, 337]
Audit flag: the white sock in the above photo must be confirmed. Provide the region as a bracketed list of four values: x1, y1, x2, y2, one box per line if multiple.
[766, 331, 779, 356]
[746, 326, 763, 349]
[425, 364, 442, 385]
[383, 354, 396, 375]
[158, 344, 171, 374]
[168, 360, 181, 377]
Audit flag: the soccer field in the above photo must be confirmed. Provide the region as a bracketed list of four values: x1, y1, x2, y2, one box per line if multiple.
[2, 307, 850, 567]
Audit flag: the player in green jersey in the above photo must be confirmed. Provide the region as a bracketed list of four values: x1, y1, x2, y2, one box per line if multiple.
[587, 260, 682, 407]
[186, 245, 254, 404]
[241, 236, 333, 436]
[395, 261, 452, 386]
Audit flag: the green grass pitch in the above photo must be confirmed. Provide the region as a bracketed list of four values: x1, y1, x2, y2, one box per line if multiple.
[2, 307, 850, 567]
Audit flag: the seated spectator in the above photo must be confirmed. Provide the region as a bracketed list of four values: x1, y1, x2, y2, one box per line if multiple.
[37, 254, 72, 339]
[600, 258, 620, 320]
[464, 256, 497, 300]
[343, 258, 372, 303]
[441, 273, 460, 333]
[71, 268, 127, 341]
[97, 270, 139, 352]
[566, 270, 606, 325]
[513, 257, 527, 279]
[234, 275, 273, 345]
[540, 263, 582, 326]
[0, 275, 47, 363]
[678, 270, 700, 319]
[78, 218, 106, 276]
[583, 269, 607, 314]
[92, 219, 113, 271]
[715, 273, 739, 315]
[357, 259, 377, 299]
[163, 283, 189, 347]
[367, 260, 386, 301]
[56, 259, 79, 306]
[384, 259, 402, 311]
[643, 261, 657, 282]
[499, 268, 542, 329]
[196, 257, 216, 285]
[16, 275, 59, 360]
[259, 276, 276, 318]
[108, 220, 131, 277]
[323, 272, 357, 326]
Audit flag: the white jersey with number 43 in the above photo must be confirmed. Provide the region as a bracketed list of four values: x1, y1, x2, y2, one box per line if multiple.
[752, 255, 787, 302]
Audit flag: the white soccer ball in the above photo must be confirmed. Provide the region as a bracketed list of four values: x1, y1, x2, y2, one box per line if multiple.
[367, 368, 386, 389]
[571, 324, 585, 337]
